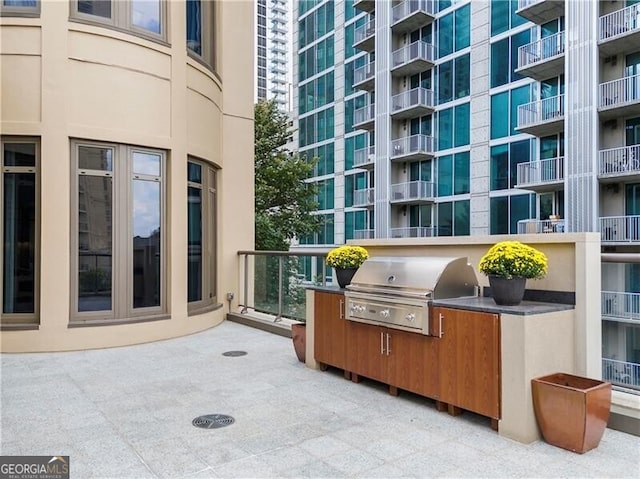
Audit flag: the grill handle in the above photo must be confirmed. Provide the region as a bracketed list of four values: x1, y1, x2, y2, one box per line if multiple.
[380, 331, 385, 355]
[438, 312, 444, 338]
[386, 333, 391, 355]
[339, 299, 344, 319]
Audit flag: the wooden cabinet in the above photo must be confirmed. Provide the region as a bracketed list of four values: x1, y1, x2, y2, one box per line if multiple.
[314, 291, 348, 372]
[434, 306, 500, 419]
[346, 321, 439, 399]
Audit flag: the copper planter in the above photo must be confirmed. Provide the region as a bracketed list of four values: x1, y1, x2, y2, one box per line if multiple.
[532, 373, 611, 453]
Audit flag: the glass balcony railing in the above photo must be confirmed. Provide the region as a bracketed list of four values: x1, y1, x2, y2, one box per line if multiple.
[391, 134, 435, 159]
[391, 87, 434, 115]
[353, 187, 375, 207]
[390, 226, 437, 238]
[354, 146, 375, 168]
[237, 251, 330, 322]
[353, 229, 375, 240]
[390, 180, 435, 202]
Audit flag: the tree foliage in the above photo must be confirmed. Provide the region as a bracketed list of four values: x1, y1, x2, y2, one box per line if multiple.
[255, 100, 320, 250]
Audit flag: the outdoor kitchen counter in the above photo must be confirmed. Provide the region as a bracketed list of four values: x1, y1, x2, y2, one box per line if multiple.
[432, 297, 574, 315]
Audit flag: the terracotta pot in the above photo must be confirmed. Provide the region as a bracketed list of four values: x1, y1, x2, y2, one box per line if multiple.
[532, 373, 611, 453]
[489, 275, 526, 306]
[291, 323, 306, 363]
[335, 267, 358, 288]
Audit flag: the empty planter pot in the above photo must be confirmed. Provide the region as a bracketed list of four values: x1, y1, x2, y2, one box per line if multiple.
[531, 372, 611, 454]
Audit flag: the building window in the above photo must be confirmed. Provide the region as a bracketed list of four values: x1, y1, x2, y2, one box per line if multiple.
[437, 103, 470, 150]
[187, 0, 216, 70]
[490, 139, 531, 191]
[71, 141, 166, 323]
[1, 138, 39, 326]
[437, 200, 469, 236]
[490, 30, 531, 88]
[70, 0, 166, 42]
[490, 0, 527, 37]
[490, 194, 535, 234]
[1, 0, 39, 16]
[491, 84, 531, 139]
[188, 158, 217, 313]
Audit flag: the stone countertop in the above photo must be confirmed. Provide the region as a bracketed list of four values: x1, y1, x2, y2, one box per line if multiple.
[432, 297, 574, 316]
[306, 285, 346, 293]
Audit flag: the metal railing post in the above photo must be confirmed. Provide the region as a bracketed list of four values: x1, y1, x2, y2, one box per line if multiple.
[241, 253, 249, 313]
[275, 255, 283, 322]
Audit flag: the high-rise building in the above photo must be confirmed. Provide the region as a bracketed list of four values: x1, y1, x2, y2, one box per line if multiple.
[293, 0, 639, 392]
[256, 0, 290, 109]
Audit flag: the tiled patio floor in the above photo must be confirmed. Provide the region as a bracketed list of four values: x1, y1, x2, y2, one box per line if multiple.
[1, 321, 638, 478]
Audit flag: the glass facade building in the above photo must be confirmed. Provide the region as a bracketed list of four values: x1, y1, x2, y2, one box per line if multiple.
[293, 0, 640, 392]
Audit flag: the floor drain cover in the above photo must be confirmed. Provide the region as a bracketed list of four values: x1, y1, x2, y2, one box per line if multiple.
[222, 350, 247, 357]
[192, 414, 235, 429]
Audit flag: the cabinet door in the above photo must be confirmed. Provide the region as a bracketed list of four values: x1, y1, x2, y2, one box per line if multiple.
[314, 292, 348, 370]
[386, 328, 439, 398]
[436, 307, 500, 419]
[346, 321, 386, 383]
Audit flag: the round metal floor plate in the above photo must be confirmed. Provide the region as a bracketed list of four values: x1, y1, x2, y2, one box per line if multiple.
[192, 414, 235, 429]
[222, 350, 247, 357]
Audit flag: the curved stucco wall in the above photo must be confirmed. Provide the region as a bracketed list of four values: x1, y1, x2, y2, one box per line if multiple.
[0, 1, 255, 351]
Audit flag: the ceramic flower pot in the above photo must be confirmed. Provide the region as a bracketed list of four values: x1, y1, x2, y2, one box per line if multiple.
[488, 275, 526, 306]
[335, 267, 358, 289]
[291, 323, 306, 363]
[532, 373, 611, 453]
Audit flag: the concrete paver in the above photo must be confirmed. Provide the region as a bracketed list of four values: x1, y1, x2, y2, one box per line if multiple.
[1, 321, 638, 478]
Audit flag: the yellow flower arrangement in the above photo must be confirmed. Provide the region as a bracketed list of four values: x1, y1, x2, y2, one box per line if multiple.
[478, 241, 548, 280]
[326, 245, 369, 269]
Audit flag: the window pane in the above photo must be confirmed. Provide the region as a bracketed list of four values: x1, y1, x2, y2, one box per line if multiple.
[454, 103, 470, 147]
[454, 200, 470, 235]
[454, 4, 470, 51]
[510, 194, 532, 234]
[438, 108, 453, 150]
[491, 92, 508, 139]
[132, 180, 161, 308]
[438, 60, 453, 104]
[187, 162, 202, 183]
[438, 202, 452, 236]
[438, 13, 453, 58]
[454, 152, 470, 194]
[510, 140, 530, 188]
[3, 1, 37, 5]
[490, 0, 509, 36]
[437, 154, 453, 196]
[188, 186, 202, 302]
[490, 196, 508, 234]
[132, 151, 161, 176]
[454, 54, 470, 99]
[78, 146, 112, 171]
[511, 30, 531, 82]
[490, 144, 508, 190]
[78, 176, 112, 312]
[186, 0, 202, 55]
[3, 143, 35, 167]
[3, 172, 36, 314]
[510, 85, 530, 135]
[490, 39, 509, 87]
[132, 0, 161, 34]
[78, 0, 111, 18]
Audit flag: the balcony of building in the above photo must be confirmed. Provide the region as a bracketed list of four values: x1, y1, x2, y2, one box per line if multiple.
[270, 63, 286, 75]
[389, 180, 435, 204]
[517, 217, 566, 234]
[353, 61, 376, 92]
[271, 0, 286, 13]
[391, 0, 435, 33]
[354, 103, 375, 131]
[353, 187, 375, 208]
[354, 145, 375, 170]
[390, 226, 437, 238]
[603, 358, 640, 392]
[271, 22, 287, 35]
[599, 3, 640, 56]
[271, 84, 287, 95]
[270, 43, 286, 55]
[390, 87, 435, 120]
[600, 215, 640, 244]
[354, 19, 376, 53]
[390, 134, 435, 161]
[353, 228, 375, 240]
[598, 74, 640, 120]
[515, 157, 565, 192]
[515, 31, 565, 81]
[602, 291, 640, 324]
[516, 94, 565, 137]
[353, 0, 375, 14]
[599, 145, 640, 182]
[515, 0, 564, 25]
[390, 41, 435, 77]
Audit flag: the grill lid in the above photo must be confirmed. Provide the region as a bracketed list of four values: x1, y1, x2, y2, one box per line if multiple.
[346, 256, 478, 299]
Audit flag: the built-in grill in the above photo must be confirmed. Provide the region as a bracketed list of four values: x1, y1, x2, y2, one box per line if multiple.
[344, 256, 479, 336]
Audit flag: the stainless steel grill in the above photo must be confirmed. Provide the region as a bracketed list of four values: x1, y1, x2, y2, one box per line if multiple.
[344, 256, 479, 335]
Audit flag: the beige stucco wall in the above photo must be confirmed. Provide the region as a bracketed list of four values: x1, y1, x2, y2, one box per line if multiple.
[0, 1, 254, 352]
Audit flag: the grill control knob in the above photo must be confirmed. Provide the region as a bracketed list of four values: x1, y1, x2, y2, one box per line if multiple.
[380, 309, 390, 318]
[406, 313, 416, 322]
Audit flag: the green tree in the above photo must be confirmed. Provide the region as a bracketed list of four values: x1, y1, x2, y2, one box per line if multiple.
[255, 100, 320, 250]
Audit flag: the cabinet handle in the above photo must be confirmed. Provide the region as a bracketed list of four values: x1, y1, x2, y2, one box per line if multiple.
[438, 312, 444, 338]
[380, 331, 385, 355]
[386, 333, 391, 355]
[339, 299, 344, 319]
